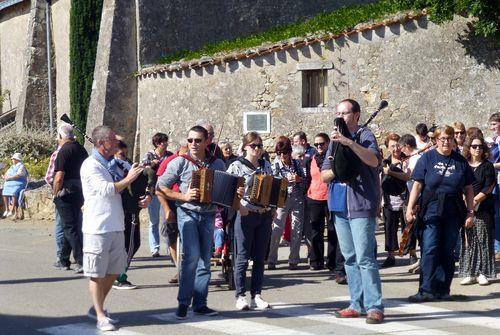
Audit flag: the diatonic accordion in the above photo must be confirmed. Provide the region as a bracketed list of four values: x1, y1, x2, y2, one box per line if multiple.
[249, 174, 288, 208]
[191, 168, 244, 209]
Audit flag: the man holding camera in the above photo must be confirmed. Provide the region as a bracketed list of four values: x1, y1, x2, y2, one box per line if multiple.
[321, 99, 384, 324]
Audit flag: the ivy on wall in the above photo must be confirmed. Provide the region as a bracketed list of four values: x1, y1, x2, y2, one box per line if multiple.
[69, 0, 103, 143]
[156, 0, 498, 65]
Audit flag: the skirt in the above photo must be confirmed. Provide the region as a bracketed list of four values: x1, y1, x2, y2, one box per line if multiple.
[458, 211, 496, 278]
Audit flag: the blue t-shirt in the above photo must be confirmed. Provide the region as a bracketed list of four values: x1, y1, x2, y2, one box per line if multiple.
[412, 149, 474, 217]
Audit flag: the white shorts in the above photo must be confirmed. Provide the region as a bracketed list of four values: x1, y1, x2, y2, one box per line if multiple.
[83, 232, 126, 278]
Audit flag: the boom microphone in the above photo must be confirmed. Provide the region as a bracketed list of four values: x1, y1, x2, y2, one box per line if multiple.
[60, 114, 94, 144]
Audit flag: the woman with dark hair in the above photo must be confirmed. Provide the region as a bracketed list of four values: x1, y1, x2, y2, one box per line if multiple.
[227, 132, 273, 310]
[415, 123, 430, 150]
[143, 132, 173, 257]
[406, 125, 475, 302]
[459, 135, 496, 285]
[381, 133, 411, 268]
[267, 136, 306, 270]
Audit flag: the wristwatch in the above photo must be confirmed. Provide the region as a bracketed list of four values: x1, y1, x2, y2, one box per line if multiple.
[467, 209, 475, 215]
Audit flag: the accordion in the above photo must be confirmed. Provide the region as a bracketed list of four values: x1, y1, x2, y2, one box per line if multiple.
[191, 168, 244, 209]
[249, 174, 288, 208]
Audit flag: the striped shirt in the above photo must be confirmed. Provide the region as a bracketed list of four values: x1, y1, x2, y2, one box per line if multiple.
[44, 146, 61, 185]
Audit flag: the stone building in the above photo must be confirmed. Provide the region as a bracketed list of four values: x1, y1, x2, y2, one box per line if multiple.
[136, 13, 500, 153]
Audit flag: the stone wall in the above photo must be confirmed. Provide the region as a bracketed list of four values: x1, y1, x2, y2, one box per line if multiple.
[137, 15, 500, 155]
[51, 0, 70, 120]
[137, 0, 376, 66]
[0, 0, 30, 113]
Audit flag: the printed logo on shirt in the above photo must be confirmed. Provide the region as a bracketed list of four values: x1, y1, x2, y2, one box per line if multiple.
[434, 162, 455, 177]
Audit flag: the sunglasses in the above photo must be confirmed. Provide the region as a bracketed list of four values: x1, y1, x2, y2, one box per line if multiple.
[314, 142, 326, 147]
[187, 138, 203, 144]
[248, 143, 263, 150]
[455, 131, 465, 135]
[471, 144, 484, 150]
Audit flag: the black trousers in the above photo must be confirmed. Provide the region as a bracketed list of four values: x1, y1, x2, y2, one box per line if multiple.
[54, 197, 83, 266]
[124, 211, 141, 258]
[383, 207, 403, 252]
[306, 198, 345, 275]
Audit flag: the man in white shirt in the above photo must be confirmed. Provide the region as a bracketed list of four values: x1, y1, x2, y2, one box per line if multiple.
[80, 126, 144, 332]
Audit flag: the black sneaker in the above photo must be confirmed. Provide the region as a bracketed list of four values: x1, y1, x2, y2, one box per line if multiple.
[408, 292, 436, 303]
[53, 261, 70, 270]
[409, 255, 419, 265]
[175, 304, 188, 320]
[152, 251, 160, 258]
[380, 256, 396, 268]
[193, 306, 219, 317]
[112, 280, 137, 290]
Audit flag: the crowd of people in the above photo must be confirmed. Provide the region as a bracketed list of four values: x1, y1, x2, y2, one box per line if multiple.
[3, 98, 498, 331]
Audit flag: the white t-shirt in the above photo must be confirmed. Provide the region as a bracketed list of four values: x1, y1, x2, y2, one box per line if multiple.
[80, 157, 124, 234]
[406, 153, 421, 192]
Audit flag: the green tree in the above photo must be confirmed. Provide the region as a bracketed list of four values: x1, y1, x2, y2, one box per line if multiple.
[69, 0, 103, 143]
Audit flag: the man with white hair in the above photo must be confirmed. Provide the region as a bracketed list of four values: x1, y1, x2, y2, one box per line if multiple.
[46, 122, 70, 270]
[53, 121, 88, 273]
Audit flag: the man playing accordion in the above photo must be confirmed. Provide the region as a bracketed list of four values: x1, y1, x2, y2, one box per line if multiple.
[157, 125, 226, 320]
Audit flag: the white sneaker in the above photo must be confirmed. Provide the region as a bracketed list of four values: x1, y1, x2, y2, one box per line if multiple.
[251, 294, 270, 309]
[460, 276, 477, 285]
[5, 211, 12, 218]
[2, 211, 7, 217]
[477, 274, 490, 286]
[236, 295, 249, 310]
[87, 307, 119, 324]
[96, 317, 116, 331]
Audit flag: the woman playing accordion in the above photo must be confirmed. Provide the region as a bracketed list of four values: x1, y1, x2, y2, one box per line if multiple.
[226, 132, 274, 311]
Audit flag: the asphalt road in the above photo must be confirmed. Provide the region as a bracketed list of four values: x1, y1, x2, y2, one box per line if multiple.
[1, 219, 499, 335]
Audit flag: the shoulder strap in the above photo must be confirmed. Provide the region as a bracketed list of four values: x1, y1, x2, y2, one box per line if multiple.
[237, 157, 257, 171]
[181, 154, 202, 168]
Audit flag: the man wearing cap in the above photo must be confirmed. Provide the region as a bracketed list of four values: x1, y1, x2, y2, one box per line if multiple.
[53, 121, 88, 273]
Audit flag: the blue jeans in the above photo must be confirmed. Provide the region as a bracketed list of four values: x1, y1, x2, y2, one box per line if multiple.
[234, 211, 272, 298]
[214, 228, 224, 249]
[147, 195, 162, 253]
[55, 208, 64, 259]
[419, 215, 461, 296]
[177, 207, 215, 309]
[334, 212, 383, 313]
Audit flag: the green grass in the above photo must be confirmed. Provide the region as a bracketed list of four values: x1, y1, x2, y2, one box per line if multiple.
[153, 0, 498, 66]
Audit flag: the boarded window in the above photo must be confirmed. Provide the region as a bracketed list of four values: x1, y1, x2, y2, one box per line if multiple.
[302, 70, 327, 108]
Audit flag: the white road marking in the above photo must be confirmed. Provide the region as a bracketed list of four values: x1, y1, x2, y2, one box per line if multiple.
[150, 312, 316, 335]
[38, 322, 144, 335]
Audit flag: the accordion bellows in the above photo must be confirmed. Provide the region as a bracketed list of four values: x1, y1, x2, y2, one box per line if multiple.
[249, 174, 288, 208]
[191, 168, 244, 209]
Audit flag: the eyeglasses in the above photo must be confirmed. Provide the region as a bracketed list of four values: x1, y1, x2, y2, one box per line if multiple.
[471, 144, 484, 150]
[336, 111, 353, 117]
[455, 131, 465, 135]
[437, 137, 454, 143]
[314, 142, 326, 147]
[187, 138, 203, 144]
[248, 143, 263, 150]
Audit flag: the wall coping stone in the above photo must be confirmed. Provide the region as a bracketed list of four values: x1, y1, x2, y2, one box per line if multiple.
[137, 9, 427, 77]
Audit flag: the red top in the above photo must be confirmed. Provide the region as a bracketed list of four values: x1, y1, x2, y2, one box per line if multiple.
[307, 159, 328, 201]
[157, 153, 179, 192]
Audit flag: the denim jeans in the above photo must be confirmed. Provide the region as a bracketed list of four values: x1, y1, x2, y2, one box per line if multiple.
[177, 207, 215, 309]
[214, 228, 224, 249]
[54, 198, 83, 266]
[147, 195, 162, 253]
[234, 211, 272, 298]
[334, 212, 383, 313]
[54, 208, 64, 259]
[419, 215, 461, 296]
[268, 191, 305, 265]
